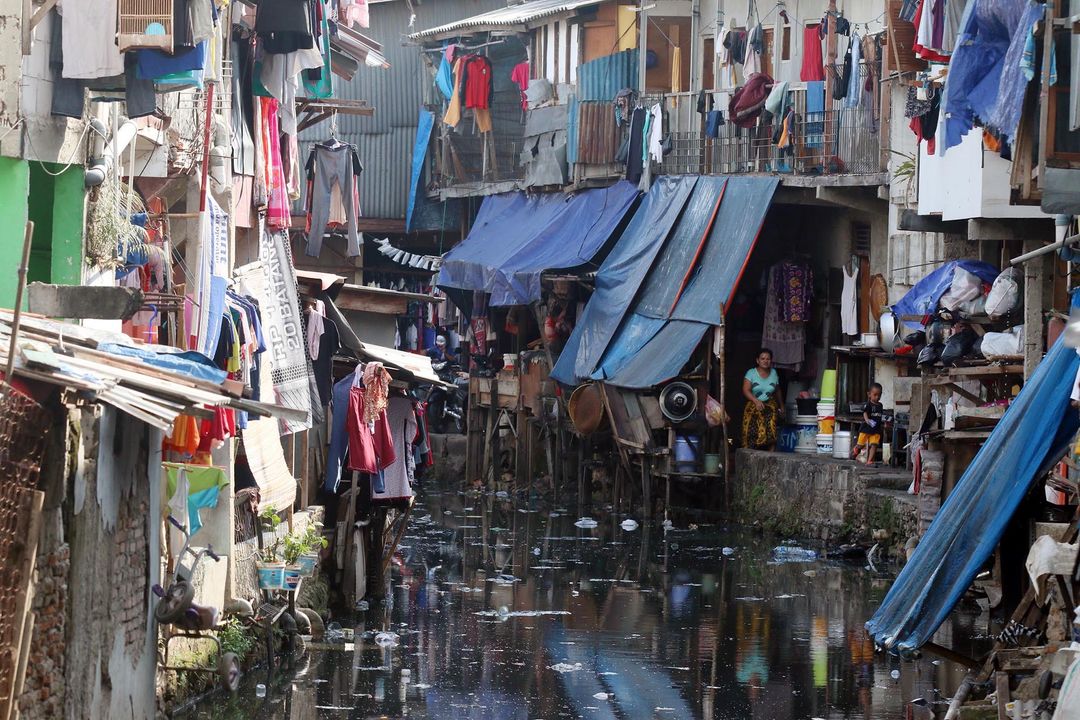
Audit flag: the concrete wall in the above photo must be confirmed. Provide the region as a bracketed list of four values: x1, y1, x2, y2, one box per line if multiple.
[732, 449, 917, 553]
[65, 406, 162, 720]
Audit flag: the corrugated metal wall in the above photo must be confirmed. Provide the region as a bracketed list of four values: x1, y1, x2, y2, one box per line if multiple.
[297, 0, 506, 220]
[577, 49, 637, 102]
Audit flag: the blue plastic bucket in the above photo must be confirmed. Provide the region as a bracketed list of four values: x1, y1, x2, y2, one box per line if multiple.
[674, 434, 701, 472]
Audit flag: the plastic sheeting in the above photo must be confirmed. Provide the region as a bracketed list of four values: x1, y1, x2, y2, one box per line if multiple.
[436, 181, 639, 306]
[891, 260, 1000, 329]
[941, 0, 1041, 152]
[866, 301, 1080, 652]
[551, 175, 779, 388]
[406, 109, 434, 232]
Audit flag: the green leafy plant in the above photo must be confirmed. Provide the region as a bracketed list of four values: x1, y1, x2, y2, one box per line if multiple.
[217, 618, 256, 661]
[890, 150, 918, 208]
[281, 522, 329, 565]
[258, 507, 284, 563]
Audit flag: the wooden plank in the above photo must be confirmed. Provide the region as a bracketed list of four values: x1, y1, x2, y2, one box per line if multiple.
[3, 489, 43, 720]
[943, 382, 983, 405]
[995, 671, 1010, 720]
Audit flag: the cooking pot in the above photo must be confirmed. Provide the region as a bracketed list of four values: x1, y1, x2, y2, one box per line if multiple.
[879, 312, 899, 352]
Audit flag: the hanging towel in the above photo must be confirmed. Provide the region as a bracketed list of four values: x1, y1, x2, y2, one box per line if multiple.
[800, 24, 826, 81]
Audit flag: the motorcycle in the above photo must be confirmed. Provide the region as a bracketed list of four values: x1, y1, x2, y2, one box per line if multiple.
[427, 361, 468, 434]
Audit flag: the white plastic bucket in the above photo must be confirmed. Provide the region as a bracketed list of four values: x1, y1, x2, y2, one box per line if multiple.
[816, 433, 834, 455]
[832, 431, 852, 459]
[794, 421, 817, 453]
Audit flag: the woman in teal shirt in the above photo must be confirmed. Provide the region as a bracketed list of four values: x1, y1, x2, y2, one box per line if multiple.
[742, 348, 784, 450]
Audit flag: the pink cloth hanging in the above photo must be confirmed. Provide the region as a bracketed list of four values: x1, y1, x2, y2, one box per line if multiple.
[261, 97, 290, 229]
[342, 0, 370, 28]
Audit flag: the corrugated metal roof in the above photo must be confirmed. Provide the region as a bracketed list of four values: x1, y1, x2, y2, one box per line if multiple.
[298, 0, 506, 219]
[409, 0, 603, 40]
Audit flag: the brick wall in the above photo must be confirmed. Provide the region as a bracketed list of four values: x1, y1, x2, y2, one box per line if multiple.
[112, 495, 150, 658]
[17, 545, 69, 720]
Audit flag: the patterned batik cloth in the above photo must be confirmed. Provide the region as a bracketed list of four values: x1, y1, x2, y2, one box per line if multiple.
[777, 262, 813, 323]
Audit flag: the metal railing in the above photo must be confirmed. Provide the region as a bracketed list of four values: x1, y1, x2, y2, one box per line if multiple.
[649, 86, 885, 177]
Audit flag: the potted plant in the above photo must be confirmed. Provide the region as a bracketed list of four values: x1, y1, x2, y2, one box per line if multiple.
[256, 507, 285, 590]
[296, 523, 328, 577]
[281, 531, 307, 591]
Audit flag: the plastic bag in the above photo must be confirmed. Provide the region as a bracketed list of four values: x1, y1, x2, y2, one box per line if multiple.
[940, 327, 978, 366]
[918, 343, 944, 367]
[981, 325, 1024, 358]
[939, 267, 984, 311]
[705, 395, 727, 427]
[985, 267, 1020, 318]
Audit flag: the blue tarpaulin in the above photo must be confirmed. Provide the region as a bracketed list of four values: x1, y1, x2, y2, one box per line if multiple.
[551, 175, 778, 388]
[406, 109, 435, 233]
[941, 0, 1041, 151]
[866, 298, 1080, 652]
[891, 259, 1000, 329]
[436, 181, 640, 306]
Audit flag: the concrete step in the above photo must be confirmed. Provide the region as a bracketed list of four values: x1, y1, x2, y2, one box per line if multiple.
[864, 486, 918, 510]
[862, 470, 912, 491]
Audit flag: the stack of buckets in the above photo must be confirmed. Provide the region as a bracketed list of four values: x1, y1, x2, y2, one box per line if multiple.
[816, 370, 837, 456]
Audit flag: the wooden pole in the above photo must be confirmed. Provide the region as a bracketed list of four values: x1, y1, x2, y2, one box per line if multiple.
[823, 0, 838, 166]
[5, 222, 34, 385]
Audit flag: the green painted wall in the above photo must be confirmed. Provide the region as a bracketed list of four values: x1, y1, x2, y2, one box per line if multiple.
[28, 162, 84, 288]
[0, 158, 30, 308]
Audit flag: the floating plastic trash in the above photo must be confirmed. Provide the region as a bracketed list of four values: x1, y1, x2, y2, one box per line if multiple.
[574, 517, 598, 529]
[495, 490, 509, 499]
[532, 547, 541, 556]
[375, 631, 399, 648]
[722, 547, 735, 556]
[772, 545, 818, 562]
[326, 622, 345, 644]
[255, 683, 266, 698]
[496, 606, 510, 621]
[662, 519, 674, 532]
[620, 518, 639, 531]
[549, 662, 583, 673]
[593, 692, 610, 700]
[355, 599, 369, 611]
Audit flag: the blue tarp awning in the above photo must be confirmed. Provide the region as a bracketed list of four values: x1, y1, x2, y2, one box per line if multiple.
[866, 298, 1080, 652]
[891, 259, 1000, 330]
[551, 175, 779, 388]
[435, 181, 640, 306]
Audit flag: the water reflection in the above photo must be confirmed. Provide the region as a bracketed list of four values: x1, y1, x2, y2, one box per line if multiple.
[186, 489, 987, 719]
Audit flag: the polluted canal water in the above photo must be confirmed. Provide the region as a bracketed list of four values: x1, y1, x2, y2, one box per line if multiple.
[186, 488, 986, 719]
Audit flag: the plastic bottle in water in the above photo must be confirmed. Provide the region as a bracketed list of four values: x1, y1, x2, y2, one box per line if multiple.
[255, 683, 266, 698]
[771, 545, 818, 561]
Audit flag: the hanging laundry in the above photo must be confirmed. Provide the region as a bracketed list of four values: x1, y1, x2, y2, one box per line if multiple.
[165, 464, 229, 535]
[624, 107, 648, 183]
[304, 140, 364, 257]
[259, 97, 291, 230]
[463, 55, 494, 109]
[841, 265, 860, 335]
[762, 265, 805, 370]
[801, 24, 826, 81]
[306, 300, 326, 360]
[729, 73, 773, 129]
[61, 0, 125, 79]
[511, 62, 530, 110]
[776, 263, 814, 322]
[843, 33, 863, 109]
[346, 386, 396, 474]
[443, 57, 466, 127]
[671, 47, 682, 93]
[372, 396, 418, 502]
[340, 0, 370, 28]
[255, 0, 316, 54]
[436, 55, 455, 100]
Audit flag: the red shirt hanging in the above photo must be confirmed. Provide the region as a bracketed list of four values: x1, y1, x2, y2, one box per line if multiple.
[463, 55, 494, 109]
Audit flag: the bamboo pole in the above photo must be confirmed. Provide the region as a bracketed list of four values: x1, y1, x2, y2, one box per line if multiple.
[5, 222, 34, 385]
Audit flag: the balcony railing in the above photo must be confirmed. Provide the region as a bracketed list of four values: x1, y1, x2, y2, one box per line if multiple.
[429, 83, 885, 195]
[648, 88, 885, 178]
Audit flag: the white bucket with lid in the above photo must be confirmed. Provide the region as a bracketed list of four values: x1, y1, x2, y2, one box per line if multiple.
[793, 418, 817, 453]
[832, 431, 852, 459]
